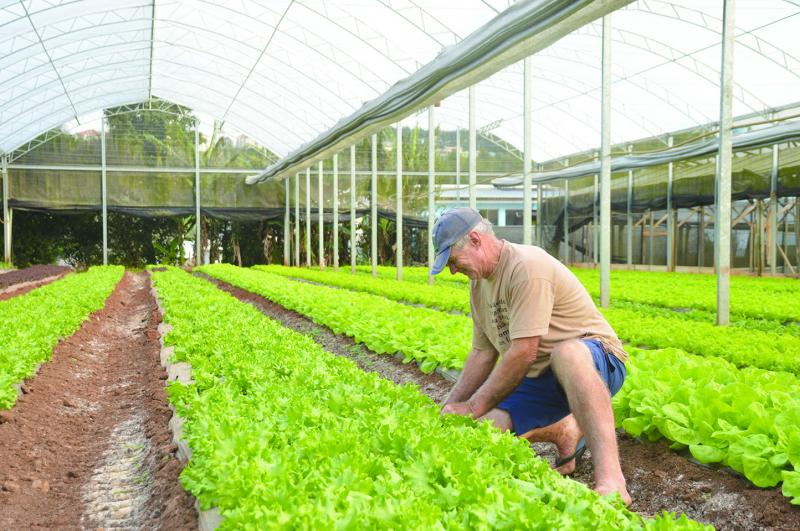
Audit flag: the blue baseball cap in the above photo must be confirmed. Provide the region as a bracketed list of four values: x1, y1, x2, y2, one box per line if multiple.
[430, 207, 483, 275]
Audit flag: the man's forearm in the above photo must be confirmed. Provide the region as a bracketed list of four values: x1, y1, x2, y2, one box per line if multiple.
[445, 348, 497, 405]
[470, 339, 539, 417]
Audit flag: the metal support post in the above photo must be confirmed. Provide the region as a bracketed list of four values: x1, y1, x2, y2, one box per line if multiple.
[769, 144, 778, 274]
[396, 122, 403, 280]
[371, 134, 378, 277]
[455, 128, 461, 205]
[427, 107, 436, 284]
[536, 183, 543, 245]
[523, 56, 533, 246]
[648, 208, 654, 268]
[468, 86, 477, 210]
[599, 14, 611, 307]
[698, 207, 705, 269]
[715, 0, 735, 325]
[626, 164, 633, 267]
[318, 161, 325, 269]
[350, 145, 357, 274]
[294, 173, 300, 266]
[283, 176, 290, 266]
[305, 167, 311, 267]
[593, 172, 599, 264]
[563, 180, 569, 263]
[2, 154, 10, 264]
[333, 154, 339, 270]
[667, 136, 675, 271]
[194, 123, 202, 265]
[101, 114, 108, 265]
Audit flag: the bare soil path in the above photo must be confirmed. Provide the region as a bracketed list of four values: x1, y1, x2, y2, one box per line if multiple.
[202, 273, 800, 530]
[0, 272, 197, 530]
[0, 264, 71, 301]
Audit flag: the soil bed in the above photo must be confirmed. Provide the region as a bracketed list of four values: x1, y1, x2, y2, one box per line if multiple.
[0, 264, 72, 301]
[202, 273, 799, 530]
[0, 272, 197, 530]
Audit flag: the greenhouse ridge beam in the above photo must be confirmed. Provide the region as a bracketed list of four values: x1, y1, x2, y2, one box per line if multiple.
[246, 0, 632, 185]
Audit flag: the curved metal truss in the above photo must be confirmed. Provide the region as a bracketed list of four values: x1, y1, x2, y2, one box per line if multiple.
[1, 0, 800, 164]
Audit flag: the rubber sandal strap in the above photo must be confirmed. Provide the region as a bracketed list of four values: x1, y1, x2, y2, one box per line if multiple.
[555, 437, 586, 468]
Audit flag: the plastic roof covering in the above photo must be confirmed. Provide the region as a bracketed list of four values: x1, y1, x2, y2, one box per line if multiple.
[3, 0, 800, 167]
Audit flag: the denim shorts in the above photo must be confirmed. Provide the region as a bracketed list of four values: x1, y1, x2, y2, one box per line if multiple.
[497, 339, 626, 436]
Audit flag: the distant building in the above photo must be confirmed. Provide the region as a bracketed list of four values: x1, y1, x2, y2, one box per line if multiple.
[76, 129, 100, 138]
[436, 183, 537, 243]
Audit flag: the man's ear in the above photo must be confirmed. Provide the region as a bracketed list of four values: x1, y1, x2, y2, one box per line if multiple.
[469, 230, 481, 246]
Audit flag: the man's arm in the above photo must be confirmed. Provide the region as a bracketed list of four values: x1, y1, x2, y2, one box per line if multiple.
[468, 336, 540, 418]
[442, 347, 498, 408]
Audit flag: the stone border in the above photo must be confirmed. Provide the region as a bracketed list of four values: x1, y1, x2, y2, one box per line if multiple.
[149, 276, 223, 531]
[0, 273, 67, 296]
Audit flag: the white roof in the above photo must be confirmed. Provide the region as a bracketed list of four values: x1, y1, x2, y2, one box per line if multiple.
[2, 0, 800, 163]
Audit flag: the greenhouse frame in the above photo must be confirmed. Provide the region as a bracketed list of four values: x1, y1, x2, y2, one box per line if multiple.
[2, 1, 800, 527]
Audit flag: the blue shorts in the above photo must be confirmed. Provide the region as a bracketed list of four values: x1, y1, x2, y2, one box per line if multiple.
[497, 339, 626, 436]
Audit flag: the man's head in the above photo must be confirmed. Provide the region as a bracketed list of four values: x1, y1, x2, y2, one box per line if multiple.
[430, 208, 499, 279]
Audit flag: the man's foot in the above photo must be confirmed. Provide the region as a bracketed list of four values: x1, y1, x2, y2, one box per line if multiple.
[596, 480, 632, 506]
[551, 414, 583, 475]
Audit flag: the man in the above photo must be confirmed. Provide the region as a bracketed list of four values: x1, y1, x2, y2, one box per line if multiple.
[431, 207, 631, 506]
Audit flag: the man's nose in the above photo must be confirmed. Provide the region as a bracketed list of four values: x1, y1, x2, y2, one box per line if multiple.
[449, 263, 457, 274]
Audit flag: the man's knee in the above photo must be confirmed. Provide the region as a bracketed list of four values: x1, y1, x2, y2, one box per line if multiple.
[550, 340, 593, 371]
[480, 408, 513, 432]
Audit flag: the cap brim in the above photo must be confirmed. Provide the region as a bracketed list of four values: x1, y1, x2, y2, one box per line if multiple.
[430, 247, 451, 275]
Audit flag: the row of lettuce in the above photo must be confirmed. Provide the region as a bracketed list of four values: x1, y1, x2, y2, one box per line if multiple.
[199, 264, 800, 504]
[154, 266, 702, 529]
[258, 265, 800, 375]
[349, 264, 800, 323]
[0, 266, 124, 409]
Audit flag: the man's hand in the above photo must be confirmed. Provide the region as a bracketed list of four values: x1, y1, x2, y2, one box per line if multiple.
[441, 399, 477, 419]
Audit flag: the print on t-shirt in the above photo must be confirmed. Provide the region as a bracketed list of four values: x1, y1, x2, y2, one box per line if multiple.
[490, 299, 511, 346]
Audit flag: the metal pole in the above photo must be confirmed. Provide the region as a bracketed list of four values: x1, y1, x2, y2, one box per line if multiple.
[333, 154, 339, 270]
[350, 145, 357, 274]
[2, 154, 10, 264]
[769, 144, 778, 275]
[294, 173, 300, 266]
[716, 0, 735, 326]
[396, 122, 403, 280]
[455, 128, 461, 205]
[698, 206, 705, 269]
[563, 179, 569, 263]
[194, 122, 201, 265]
[536, 182, 543, 245]
[599, 14, 611, 307]
[101, 113, 108, 265]
[318, 161, 324, 269]
[371, 134, 378, 277]
[428, 107, 436, 284]
[667, 136, 675, 271]
[648, 208, 654, 268]
[593, 172, 599, 263]
[523, 56, 533, 246]
[468, 86, 477, 210]
[305, 167, 311, 267]
[626, 149, 633, 267]
[283, 176, 290, 266]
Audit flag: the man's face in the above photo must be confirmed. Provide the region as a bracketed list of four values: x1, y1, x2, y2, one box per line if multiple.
[447, 236, 481, 279]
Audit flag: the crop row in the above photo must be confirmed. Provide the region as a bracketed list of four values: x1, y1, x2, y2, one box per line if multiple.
[353, 264, 800, 323]
[206, 265, 800, 502]
[199, 264, 471, 372]
[257, 266, 800, 375]
[153, 266, 700, 529]
[0, 266, 124, 409]
[614, 347, 800, 504]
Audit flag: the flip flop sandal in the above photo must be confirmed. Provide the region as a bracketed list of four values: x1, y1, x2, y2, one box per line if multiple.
[555, 437, 587, 468]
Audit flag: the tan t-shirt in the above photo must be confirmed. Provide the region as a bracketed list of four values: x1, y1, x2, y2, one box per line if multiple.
[470, 241, 627, 377]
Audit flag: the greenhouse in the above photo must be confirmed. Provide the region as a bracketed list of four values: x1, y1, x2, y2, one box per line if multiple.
[1, 0, 799, 528]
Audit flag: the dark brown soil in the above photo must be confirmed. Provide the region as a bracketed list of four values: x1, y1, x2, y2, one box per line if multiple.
[0, 272, 197, 530]
[201, 273, 800, 530]
[0, 265, 71, 301]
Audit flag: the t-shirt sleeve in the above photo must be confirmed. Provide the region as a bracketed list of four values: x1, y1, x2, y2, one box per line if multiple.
[507, 276, 554, 339]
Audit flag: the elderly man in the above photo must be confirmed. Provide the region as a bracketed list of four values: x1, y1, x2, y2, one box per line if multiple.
[432, 207, 631, 505]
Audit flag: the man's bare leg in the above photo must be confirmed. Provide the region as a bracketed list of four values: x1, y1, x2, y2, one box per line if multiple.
[479, 410, 584, 474]
[550, 340, 631, 505]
